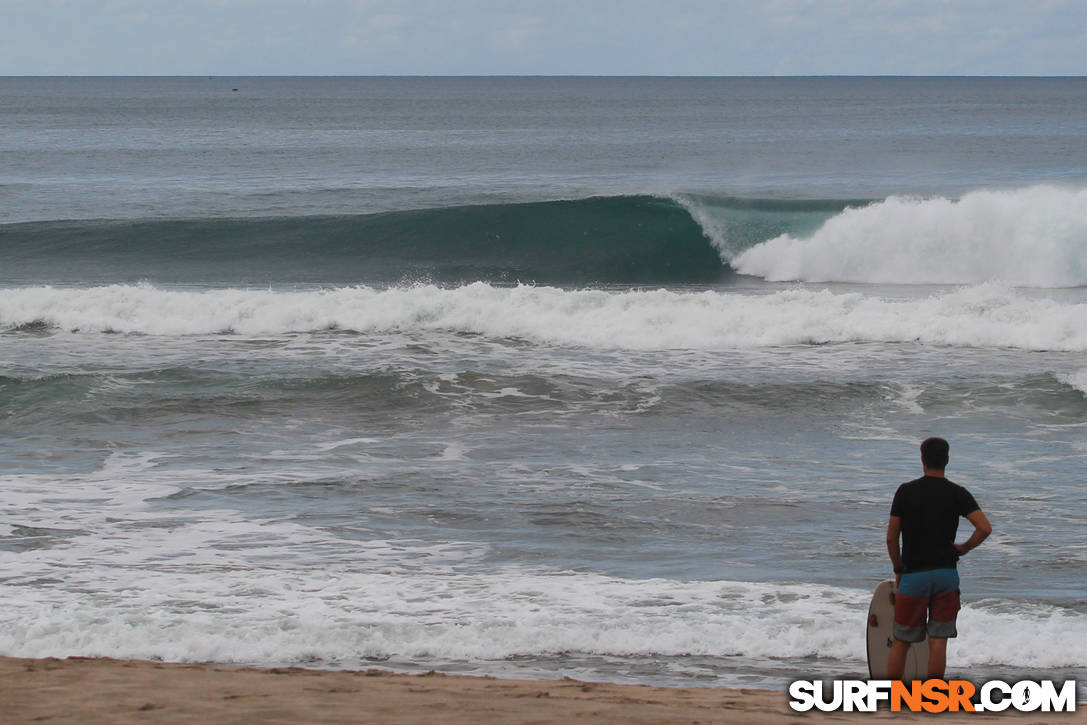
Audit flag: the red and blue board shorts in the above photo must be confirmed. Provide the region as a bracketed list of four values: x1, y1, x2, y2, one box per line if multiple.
[893, 568, 961, 642]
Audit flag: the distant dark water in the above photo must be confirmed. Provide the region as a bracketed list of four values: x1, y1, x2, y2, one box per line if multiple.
[3, 76, 1086, 223]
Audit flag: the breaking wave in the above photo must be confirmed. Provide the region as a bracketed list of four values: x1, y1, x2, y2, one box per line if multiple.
[0, 196, 727, 285]
[3, 186, 1085, 287]
[3, 282, 1086, 351]
[731, 186, 1087, 287]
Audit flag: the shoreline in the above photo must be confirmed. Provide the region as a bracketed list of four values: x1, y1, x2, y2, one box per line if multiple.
[1, 656, 1082, 724]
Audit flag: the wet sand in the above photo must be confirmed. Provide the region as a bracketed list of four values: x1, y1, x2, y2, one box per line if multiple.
[0, 656, 1080, 724]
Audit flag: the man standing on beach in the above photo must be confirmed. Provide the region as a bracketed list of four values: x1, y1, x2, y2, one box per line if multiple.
[885, 437, 992, 680]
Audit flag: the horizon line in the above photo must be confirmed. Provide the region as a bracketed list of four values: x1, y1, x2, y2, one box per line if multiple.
[2, 73, 1086, 79]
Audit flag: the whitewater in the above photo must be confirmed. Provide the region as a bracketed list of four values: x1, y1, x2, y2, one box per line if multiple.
[726, 186, 1087, 287]
[2, 281, 1087, 351]
[3, 447, 1085, 685]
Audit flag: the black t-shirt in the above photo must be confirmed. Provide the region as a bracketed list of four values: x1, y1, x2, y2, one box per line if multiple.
[890, 475, 980, 573]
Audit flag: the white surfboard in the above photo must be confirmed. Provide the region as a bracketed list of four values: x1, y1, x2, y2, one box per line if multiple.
[866, 579, 929, 680]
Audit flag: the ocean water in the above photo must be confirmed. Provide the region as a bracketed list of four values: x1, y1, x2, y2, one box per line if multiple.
[1, 76, 1086, 691]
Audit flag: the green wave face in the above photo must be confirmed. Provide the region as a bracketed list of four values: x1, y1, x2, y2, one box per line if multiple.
[677, 195, 859, 260]
[0, 195, 852, 286]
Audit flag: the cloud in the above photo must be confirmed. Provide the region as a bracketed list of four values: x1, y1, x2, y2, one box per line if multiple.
[0, 0, 1084, 75]
[489, 14, 544, 53]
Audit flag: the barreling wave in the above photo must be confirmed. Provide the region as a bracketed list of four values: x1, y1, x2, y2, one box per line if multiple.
[4, 282, 1087, 351]
[730, 186, 1087, 287]
[0, 196, 728, 286]
[4, 186, 1085, 287]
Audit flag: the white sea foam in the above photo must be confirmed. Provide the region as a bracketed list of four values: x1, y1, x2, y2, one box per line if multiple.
[2, 282, 1087, 351]
[2, 453, 1083, 679]
[1058, 369, 1087, 397]
[731, 186, 1087, 287]
[2, 561, 1083, 672]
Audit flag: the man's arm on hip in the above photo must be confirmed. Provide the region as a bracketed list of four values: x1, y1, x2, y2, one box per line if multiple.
[954, 509, 992, 555]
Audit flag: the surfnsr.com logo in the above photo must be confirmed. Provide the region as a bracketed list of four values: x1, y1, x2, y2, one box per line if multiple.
[788, 679, 1077, 713]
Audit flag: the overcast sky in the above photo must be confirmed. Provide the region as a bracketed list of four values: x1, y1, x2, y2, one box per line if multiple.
[2, 0, 1085, 76]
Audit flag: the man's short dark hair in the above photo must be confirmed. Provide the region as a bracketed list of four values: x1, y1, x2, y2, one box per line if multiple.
[921, 437, 950, 469]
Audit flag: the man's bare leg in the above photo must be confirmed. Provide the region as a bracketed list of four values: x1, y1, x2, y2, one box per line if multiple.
[927, 637, 948, 679]
[887, 639, 911, 680]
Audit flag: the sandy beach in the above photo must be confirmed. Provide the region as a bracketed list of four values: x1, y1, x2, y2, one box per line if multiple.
[0, 657, 1080, 724]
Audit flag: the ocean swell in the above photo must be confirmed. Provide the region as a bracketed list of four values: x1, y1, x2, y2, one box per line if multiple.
[4, 186, 1085, 287]
[0, 196, 726, 286]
